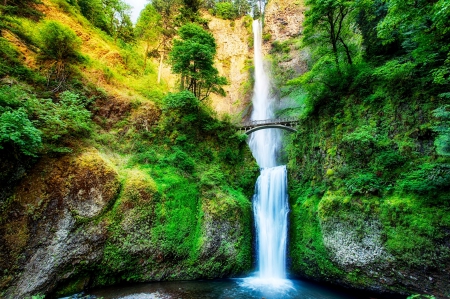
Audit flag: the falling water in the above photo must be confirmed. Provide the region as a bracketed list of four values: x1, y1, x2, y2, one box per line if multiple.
[246, 19, 290, 287]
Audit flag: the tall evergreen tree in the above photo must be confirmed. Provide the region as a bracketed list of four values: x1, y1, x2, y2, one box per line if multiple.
[169, 23, 227, 100]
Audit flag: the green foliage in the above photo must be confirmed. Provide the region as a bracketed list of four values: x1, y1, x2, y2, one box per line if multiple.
[380, 195, 450, 267]
[398, 163, 450, 198]
[135, 4, 162, 50]
[290, 195, 344, 279]
[303, 0, 357, 67]
[169, 23, 227, 100]
[433, 105, 450, 156]
[0, 0, 43, 19]
[27, 91, 92, 141]
[215, 2, 237, 20]
[162, 90, 200, 111]
[287, 0, 450, 286]
[0, 37, 39, 82]
[345, 172, 381, 195]
[77, 0, 109, 32]
[0, 85, 92, 156]
[407, 295, 436, 299]
[38, 21, 81, 61]
[270, 41, 290, 54]
[0, 108, 42, 156]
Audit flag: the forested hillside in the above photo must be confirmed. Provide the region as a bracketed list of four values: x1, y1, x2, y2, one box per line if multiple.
[274, 0, 450, 297]
[0, 0, 259, 297]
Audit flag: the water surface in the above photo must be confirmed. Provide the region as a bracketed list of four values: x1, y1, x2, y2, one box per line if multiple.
[89, 278, 363, 299]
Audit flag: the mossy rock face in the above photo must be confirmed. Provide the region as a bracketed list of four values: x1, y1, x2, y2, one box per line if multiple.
[1, 149, 120, 299]
[92, 181, 253, 287]
[289, 191, 450, 298]
[198, 189, 252, 276]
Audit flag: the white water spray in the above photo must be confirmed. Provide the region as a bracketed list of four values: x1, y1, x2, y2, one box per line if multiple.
[246, 19, 290, 287]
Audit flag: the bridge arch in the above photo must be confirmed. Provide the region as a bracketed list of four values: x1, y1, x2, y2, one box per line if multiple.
[237, 117, 299, 135]
[243, 124, 297, 135]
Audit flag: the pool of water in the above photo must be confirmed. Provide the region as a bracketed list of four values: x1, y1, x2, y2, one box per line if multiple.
[88, 277, 367, 299]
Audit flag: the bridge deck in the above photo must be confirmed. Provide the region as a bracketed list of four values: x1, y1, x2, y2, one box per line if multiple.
[237, 117, 299, 134]
[237, 117, 299, 128]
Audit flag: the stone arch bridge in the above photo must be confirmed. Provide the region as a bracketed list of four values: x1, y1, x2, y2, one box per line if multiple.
[237, 118, 299, 135]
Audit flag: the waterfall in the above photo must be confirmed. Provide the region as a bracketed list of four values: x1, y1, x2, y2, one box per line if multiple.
[248, 20, 290, 283]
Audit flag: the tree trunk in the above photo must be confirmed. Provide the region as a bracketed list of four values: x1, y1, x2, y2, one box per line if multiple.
[157, 51, 164, 84]
[143, 42, 149, 74]
[339, 37, 353, 65]
[327, 11, 340, 70]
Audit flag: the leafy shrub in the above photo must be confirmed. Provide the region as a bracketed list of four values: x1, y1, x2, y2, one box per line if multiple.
[219, 146, 239, 164]
[345, 172, 382, 195]
[342, 125, 379, 158]
[0, 108, 42, 156]
[162, 90, 200, 112]
[0, 85, 27, 110]
[407, 294, 436, 299]
[77, 0, 109, 33]
[157, 147, 195, 173]
[371, 150, 406, 171]
[433, 105, 450, 156]
[271, 41, 290, 54]
[215, 2, 237, 20]
[200, 165, 225, 189]
[38, 21, 81, 61]
[27, 91, 92, 142]
[398, 163, 450, 196]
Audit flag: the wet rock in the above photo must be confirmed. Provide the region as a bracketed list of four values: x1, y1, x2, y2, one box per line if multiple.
[321, 219, 392, 268]
[1, 149, 120, 298]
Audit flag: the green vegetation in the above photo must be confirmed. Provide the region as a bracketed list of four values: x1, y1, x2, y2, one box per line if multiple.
[89, 89, 257, 286]
[0, 1, 258, 297]
[284, 0, 450, 294]
[407, 295, 436, 299]
[169, 23, 227, 100]
[38, 21, 81, 62]
[0, 86, 92, 156]
[205, 0, 261, 19]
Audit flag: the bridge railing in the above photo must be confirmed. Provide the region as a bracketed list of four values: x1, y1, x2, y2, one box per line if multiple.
[237, 117, 299, 128]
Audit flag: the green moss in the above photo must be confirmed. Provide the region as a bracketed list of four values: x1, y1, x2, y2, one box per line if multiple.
[290, 194, 344, 279]
[380, 195, 450, 267]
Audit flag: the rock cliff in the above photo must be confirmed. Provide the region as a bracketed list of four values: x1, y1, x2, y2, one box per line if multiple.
[207, 14, 254, 119]
[1, 147, 255, 298]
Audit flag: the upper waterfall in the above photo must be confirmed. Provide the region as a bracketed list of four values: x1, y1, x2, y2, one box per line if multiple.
[248, 20, 282, 168]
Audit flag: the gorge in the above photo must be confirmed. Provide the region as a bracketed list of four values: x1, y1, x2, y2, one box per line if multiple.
[0, 0, 449, 298]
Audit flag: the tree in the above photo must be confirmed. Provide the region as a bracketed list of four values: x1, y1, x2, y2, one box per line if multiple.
[169, 23, 227, 100]
[215, 2, 237, 20]
[152, 0, 181, 83]
[376, 0, 450, 84]
[78, 0, 110, 32]
[303, 0, 355, 68]
[136, 4, 162, 72]
[39, 21, 81, 62]
[233, 0, 251, 17]
[102, 0, 134, 43]
[354, 0, 402, 61]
